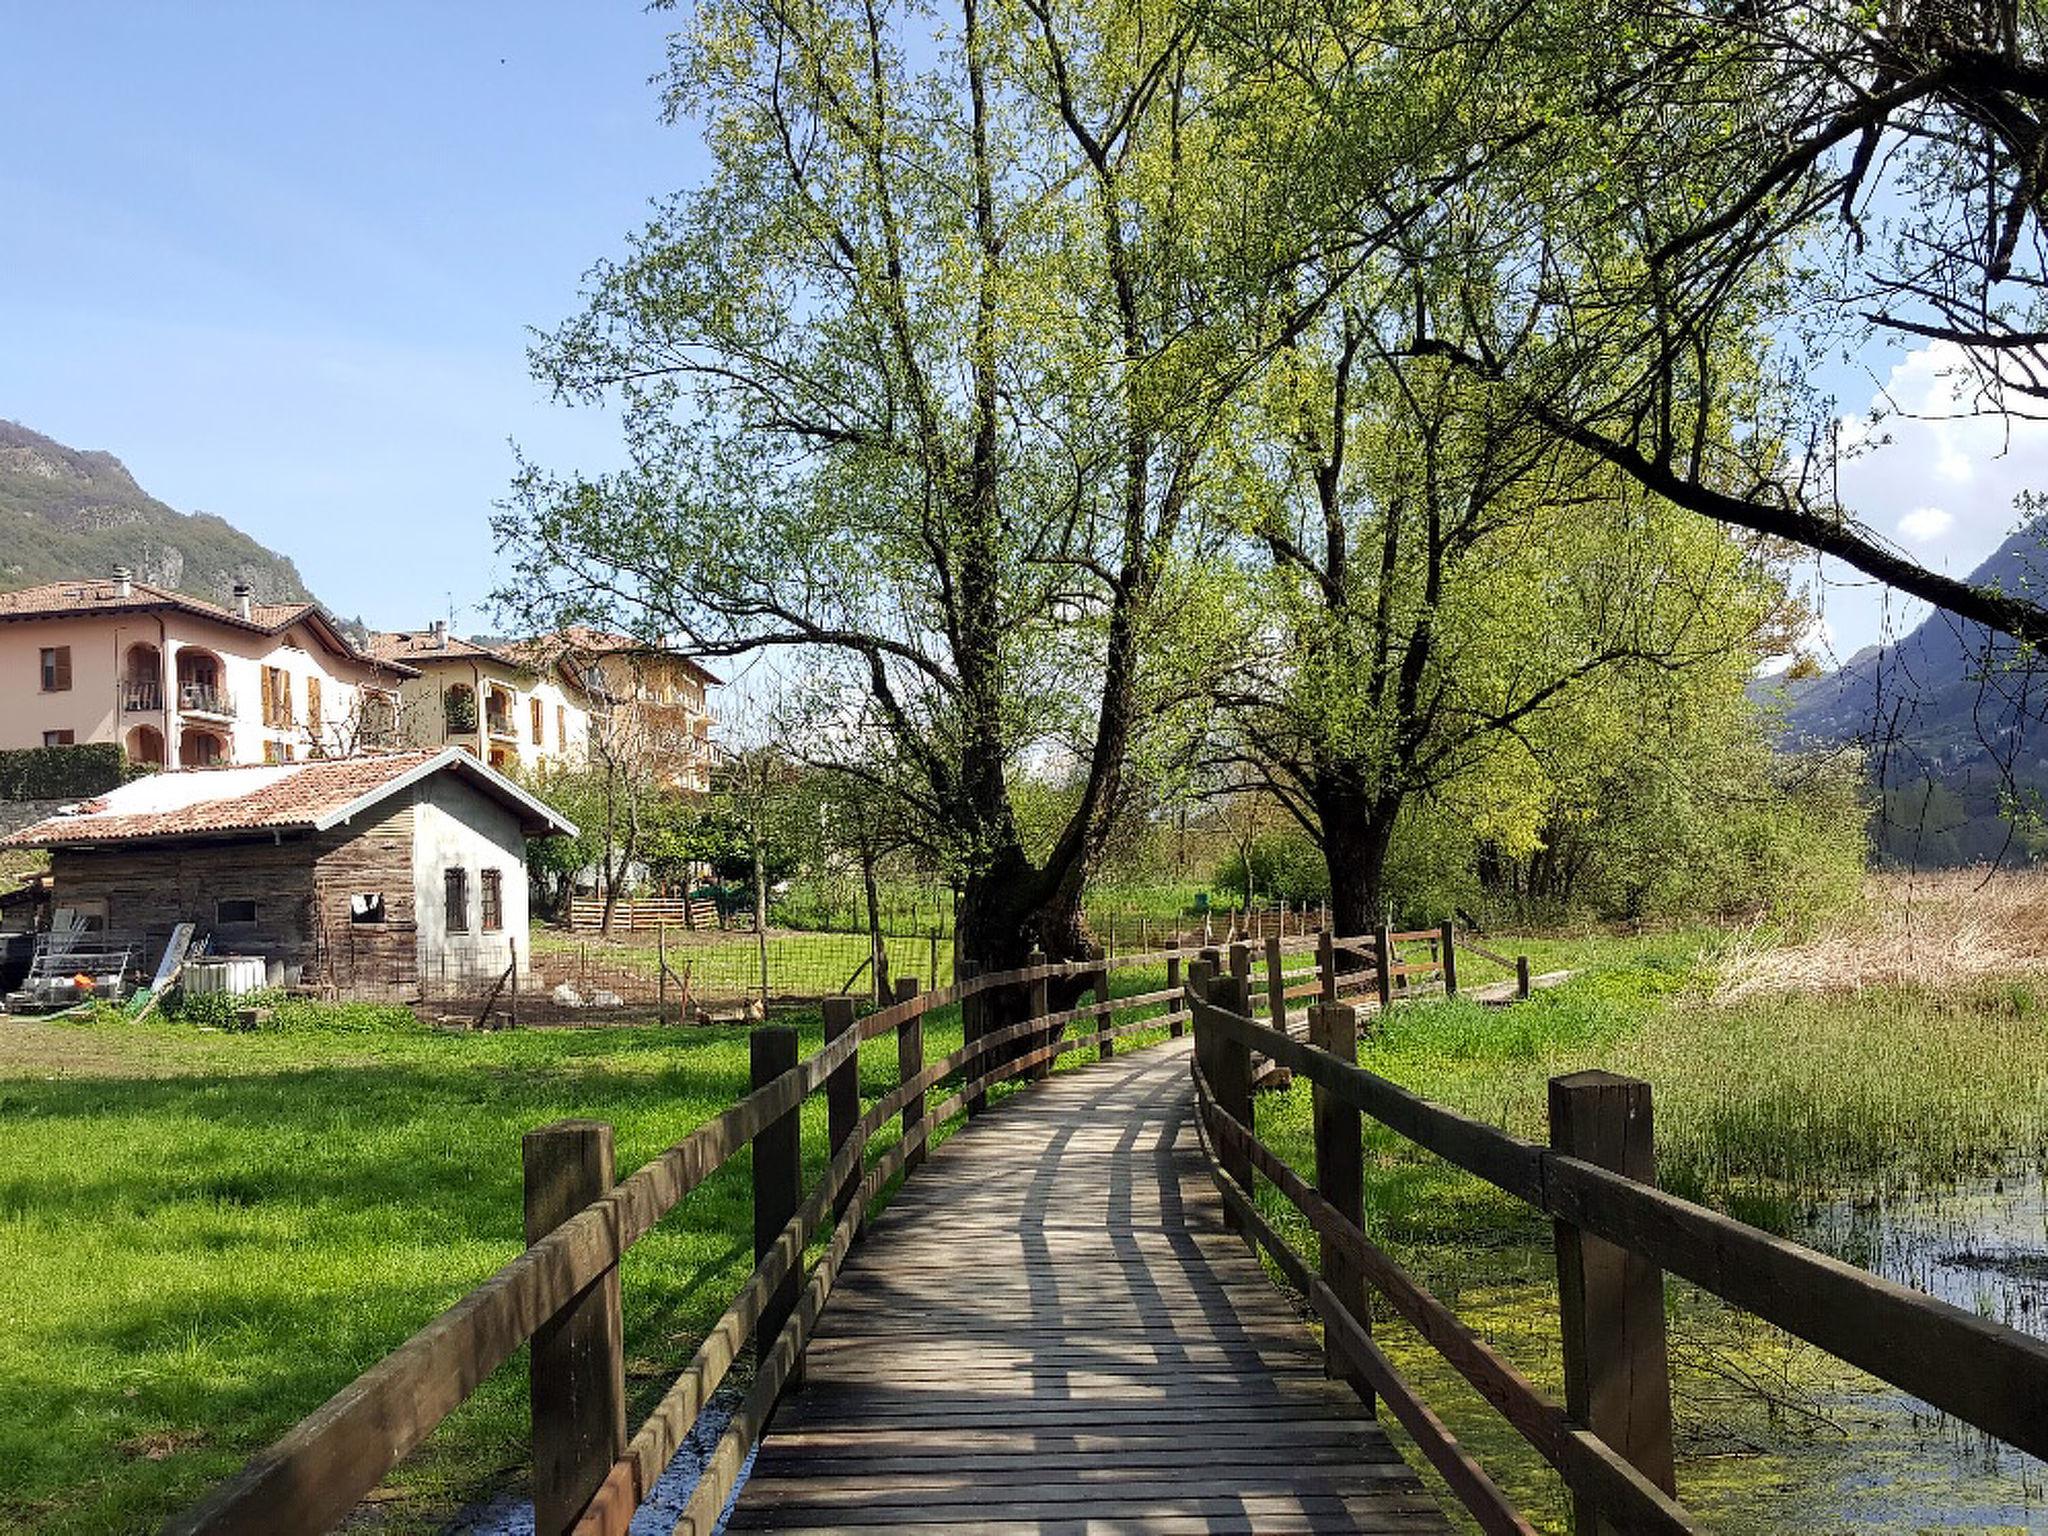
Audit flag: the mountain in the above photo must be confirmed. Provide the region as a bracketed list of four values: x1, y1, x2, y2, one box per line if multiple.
[1769, 518, 2048, 864]
[0, 419, 314, 606]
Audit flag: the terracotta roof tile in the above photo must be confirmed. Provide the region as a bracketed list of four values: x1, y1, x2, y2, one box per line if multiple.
[0, 751, 443, 847]
[363, 629, 508, 663]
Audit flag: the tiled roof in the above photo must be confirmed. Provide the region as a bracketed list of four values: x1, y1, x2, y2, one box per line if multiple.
[363, 630, 510, 664]
[0, 579, 416, 676]
[548, 625, 722, 684]
[0, 748, 575, 847]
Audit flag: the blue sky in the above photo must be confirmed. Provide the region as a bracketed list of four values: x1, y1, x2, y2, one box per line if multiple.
[0, 2, 700, 633]
[3, 5, 2041, 658]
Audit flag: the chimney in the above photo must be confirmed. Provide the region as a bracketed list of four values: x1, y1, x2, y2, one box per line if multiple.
[112, 565, 132, 599]
[430, 619, 449, 650]
[232, 581, 253, 621]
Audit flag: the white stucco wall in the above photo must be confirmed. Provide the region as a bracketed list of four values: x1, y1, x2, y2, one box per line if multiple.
[410, 773, 532, 989]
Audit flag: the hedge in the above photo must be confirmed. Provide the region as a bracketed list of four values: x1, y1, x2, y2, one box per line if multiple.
[0, 743, 135, 800]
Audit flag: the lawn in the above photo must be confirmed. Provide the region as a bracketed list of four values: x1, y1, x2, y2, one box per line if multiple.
[0, 965, 1179, 1536]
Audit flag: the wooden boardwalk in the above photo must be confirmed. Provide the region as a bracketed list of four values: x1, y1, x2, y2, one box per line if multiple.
[727, 1040, 1446, 1535]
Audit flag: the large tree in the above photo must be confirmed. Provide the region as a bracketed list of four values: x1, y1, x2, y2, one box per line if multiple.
[496, 0, 1464, 975]
[1381, 0, 2048, 645]
[1213, 279, 1791, 933]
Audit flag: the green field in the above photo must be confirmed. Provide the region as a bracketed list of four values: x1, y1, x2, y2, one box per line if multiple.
[0, 968, 1183, 1536]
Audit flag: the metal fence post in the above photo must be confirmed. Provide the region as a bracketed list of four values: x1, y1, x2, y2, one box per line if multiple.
[523, 1120, 625, 1535]
[1550, 1071, 1676, 1534]
[751, 1026, 803, 1389]
[894, 977, 926, 1173]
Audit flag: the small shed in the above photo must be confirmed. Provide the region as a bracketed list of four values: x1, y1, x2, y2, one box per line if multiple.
[0, 749, 575, 1001]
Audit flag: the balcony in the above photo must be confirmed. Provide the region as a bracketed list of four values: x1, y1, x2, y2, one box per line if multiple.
[122, 679, 164, 713]
[178, 683, 237, 719]
[485, 713, 517, 741]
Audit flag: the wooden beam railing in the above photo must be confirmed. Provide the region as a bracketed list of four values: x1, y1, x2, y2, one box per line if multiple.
[1187, 979, 2048, 1535]
[165, 949, 1191, 1536]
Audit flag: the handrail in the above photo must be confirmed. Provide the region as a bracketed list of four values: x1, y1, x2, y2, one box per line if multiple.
[167, 948, 1189, 1536]
[1186, 984, 2048, 1526]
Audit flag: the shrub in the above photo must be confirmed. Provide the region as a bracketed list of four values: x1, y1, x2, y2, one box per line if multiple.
[0, 743, 132, 801]
[166, 988, 424, 1033]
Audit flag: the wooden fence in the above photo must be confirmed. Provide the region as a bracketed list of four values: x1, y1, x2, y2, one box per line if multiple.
[163, 944, 1197, 1536]
[1185, 954, 2048, 1535]
[566, 896, 720, 932]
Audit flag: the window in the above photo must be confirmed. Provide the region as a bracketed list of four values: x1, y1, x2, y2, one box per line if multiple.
[39, 646, 71, 692]
[349, 893, 387, 925]
[42, 730, 75, 747]
[488, 746, 509, 771]
[531, 697, 544, 745]
[216, 898, 258, 925]
[480, 869, 503, 932]
[260, 666, 294, 728]
[444, 867, 470, 933]
[262, 740, 296, 765]
[305, 675, 322, 737]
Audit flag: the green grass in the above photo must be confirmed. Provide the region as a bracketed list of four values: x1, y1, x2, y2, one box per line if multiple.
[1249, 931, 2048, 1533]
[0, 965, 1180, 1535]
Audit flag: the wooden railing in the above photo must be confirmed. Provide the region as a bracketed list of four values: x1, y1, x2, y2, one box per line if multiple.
[1185, 958, 2048, 1535]
[164, 944, 1194, 1536]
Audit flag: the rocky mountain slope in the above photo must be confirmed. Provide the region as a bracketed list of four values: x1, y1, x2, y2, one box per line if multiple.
[1771, 518, 2048, 863]
[0, 419, 313, 605]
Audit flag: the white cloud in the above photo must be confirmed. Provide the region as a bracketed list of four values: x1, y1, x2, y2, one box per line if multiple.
[1814, 341, 2048, 656]
[1898, 505, 1954, 543]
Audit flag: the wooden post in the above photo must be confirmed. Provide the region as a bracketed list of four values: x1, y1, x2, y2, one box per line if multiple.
[509, 937, 519, 1028]
[1308, 1003, 1370, 1412]
[959, 960, 986, 1116]
[1439, 920, 1458, 998]
[1517, 955, 1532, 999]
[751, 1026, 803, 1389]
[1095, 969, 1115, 1060]
[1208, 969, 1255, 1234]
[1317, 928, 1338, 1006]
[1264, 933, 1287, 1039]
[1165, 939, 1183, 1038]
[895, 977, 926, 1173]
[822, 998, 860, 1223]
[1027, 949, 1051, 1080]
[522, 1120, 625, 1535]
[1228, 938, 1252, 1002]
[1550, 1071, 1676, 1533]
[657, 923, 667, 1023]
[1373, 924, 1394, 1010]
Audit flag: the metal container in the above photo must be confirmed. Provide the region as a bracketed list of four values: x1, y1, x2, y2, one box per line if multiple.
[185, 956, 267, 997]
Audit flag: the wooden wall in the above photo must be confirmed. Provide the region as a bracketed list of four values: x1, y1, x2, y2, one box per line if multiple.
[53, 839, 319, 979]
[312, 796, 419, 1000]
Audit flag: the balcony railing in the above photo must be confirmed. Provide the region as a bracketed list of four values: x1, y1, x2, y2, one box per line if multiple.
[485, 713, 517, 740]
[122, 679, 164, 713]
[178, 683, 236, 718]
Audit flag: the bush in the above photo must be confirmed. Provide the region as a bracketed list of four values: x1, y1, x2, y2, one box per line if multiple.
[0, 743, 133, 801]
[166, 988, 424, 1033]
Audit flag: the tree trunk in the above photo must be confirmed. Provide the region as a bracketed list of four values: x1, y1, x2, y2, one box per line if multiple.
[860, 843, 891, 1007]
[753, 830, 769, 1014]
[1319, 788, 1399, 945]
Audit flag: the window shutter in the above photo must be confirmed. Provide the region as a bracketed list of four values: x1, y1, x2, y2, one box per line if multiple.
[306, 676, 321, 735]
[260, 667, 274, 725]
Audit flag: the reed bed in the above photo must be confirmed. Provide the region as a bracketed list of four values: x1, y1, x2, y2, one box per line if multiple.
[1712, 866, 2048, 1003]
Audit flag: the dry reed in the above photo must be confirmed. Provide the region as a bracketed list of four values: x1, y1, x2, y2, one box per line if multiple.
[1711, 867, 2048, 1003]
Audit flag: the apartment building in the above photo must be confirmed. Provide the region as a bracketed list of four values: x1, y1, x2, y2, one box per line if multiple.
[0, 569, 413, 767]
[365, 622, 594, 775]
[547, 625, 719, 792]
